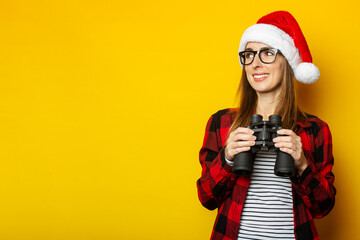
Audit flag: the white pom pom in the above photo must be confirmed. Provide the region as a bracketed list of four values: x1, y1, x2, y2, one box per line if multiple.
[294, 62, 320, 84]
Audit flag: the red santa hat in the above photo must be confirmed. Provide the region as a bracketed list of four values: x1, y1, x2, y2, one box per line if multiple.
[239, 11, 320, 84]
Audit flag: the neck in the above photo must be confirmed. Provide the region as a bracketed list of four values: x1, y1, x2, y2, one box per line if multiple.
[255, 91, 281, 120]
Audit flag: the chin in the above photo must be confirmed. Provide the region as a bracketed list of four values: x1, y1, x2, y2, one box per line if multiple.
[254, 89, 273, 94]
[250, 81, 281, 94]
[252, 84, 280, 94]
[250, 83, 271, 93]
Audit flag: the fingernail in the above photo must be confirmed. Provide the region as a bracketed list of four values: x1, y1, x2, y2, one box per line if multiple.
[252, 136, 256, 140]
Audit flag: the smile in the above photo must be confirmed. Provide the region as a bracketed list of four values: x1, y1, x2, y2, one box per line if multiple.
[253, 74, 269, 79]
[252, 73, 269, 82]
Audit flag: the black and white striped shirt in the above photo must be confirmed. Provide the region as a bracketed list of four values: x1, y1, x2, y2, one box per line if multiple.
[227, 151, 295, 240]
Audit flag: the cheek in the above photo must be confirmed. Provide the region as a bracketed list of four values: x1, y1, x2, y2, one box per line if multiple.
[272, 63, 285, 83]
[272, 73, 282, 86]
[244, 67, 251, 77]
[244, 69, 252, 81]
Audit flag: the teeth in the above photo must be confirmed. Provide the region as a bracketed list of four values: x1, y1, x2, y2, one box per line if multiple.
[253, 74, 269, 79]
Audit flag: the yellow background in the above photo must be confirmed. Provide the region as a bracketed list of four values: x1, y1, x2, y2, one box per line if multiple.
[0, 0, 358, 239]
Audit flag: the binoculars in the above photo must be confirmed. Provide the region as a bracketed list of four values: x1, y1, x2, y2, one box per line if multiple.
[232, 114, 295, 177]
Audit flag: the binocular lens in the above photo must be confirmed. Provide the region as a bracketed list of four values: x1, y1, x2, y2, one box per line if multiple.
[250, 114, 263, 124]
[269, 115, 282, 124]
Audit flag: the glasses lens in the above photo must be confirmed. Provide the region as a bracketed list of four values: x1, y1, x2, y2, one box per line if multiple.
[259, 49, 276, 63]
[240, 51, 254, 65]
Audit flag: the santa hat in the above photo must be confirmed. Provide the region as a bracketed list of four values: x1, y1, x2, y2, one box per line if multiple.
[239, 11, 320, 84]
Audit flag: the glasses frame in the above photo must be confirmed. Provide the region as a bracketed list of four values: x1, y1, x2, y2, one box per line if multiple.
[239, 48, 281, 65]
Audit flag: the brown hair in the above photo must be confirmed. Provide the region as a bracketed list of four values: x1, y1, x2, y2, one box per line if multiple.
[229, 56, 307, 134]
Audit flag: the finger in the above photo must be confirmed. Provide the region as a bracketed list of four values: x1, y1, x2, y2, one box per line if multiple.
[273, 136, 292, 143]
[277, 129, 296, 136]
[228, 140, 255, 152]
[229, 128, 238, 137]
[228, 128, 254, 142]
[278, 147, 295, 156]
[233, 133, 256, 141]
[234, 140, 256, 148]
[231, 146, 251, 155]
[278, 147, 302, 161]
[234, 127, 254, 135]
[274, 142, 294, 149]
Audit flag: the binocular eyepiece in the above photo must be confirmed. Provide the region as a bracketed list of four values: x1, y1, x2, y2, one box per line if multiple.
[232, 114, 295, 177]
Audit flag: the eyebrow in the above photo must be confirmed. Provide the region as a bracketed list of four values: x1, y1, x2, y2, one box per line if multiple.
[245, 47, 271, 51]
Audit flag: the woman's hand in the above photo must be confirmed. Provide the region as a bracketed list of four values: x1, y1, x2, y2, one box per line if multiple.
[225, 127, 256, 161]
[273, 129, 308, 176]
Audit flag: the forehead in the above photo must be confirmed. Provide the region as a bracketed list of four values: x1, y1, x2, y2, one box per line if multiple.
[245, 42, 271, 50]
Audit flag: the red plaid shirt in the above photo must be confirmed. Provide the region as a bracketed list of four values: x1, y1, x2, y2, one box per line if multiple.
[197, 109, 336, 240]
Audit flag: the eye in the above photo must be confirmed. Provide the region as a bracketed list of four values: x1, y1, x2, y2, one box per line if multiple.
[244, 52, 254, 59]
[263, 49, 275, 56]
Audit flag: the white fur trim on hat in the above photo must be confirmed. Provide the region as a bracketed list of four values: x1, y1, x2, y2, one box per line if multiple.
[239, 24, 315, 83]
[239, 24, 301, 71]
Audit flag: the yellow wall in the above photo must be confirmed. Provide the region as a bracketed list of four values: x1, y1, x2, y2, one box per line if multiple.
[0, 0, 358, 239]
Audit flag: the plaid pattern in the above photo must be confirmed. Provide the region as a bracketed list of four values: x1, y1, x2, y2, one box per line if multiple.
[197, 109, 336, 240]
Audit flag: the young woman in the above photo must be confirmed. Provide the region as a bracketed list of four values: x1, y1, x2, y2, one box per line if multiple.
[197, 11, 335, 240]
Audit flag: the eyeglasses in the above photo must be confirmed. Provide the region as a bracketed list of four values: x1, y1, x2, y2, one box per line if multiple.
[239, 48, 281, 65]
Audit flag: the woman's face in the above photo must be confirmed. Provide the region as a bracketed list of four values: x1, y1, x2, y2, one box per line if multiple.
[244, 42, 286, 94]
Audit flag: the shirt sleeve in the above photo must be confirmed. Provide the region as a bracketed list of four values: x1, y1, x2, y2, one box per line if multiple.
[196, 114, 237, 210]
[291, 123, 336, 218]
[224, 148, 234, 166]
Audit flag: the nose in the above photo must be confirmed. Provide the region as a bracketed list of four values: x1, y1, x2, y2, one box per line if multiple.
[251, 53, 262, 69]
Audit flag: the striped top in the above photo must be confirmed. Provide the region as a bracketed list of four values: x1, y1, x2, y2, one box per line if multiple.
[237, 151, 295, 240]
[226, 150, 295, 239]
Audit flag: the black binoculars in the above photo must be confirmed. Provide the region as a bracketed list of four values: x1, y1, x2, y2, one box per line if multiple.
[232, 114, 295, 177]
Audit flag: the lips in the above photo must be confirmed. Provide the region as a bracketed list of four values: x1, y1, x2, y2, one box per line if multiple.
[253, 73, 269, 82]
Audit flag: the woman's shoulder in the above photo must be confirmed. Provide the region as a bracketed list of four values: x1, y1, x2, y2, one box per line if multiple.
[297, 113, 330, 130]
[211, 108, 233, 117]
[210, 108, 236, 122]
[207, 108, 236, 130]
